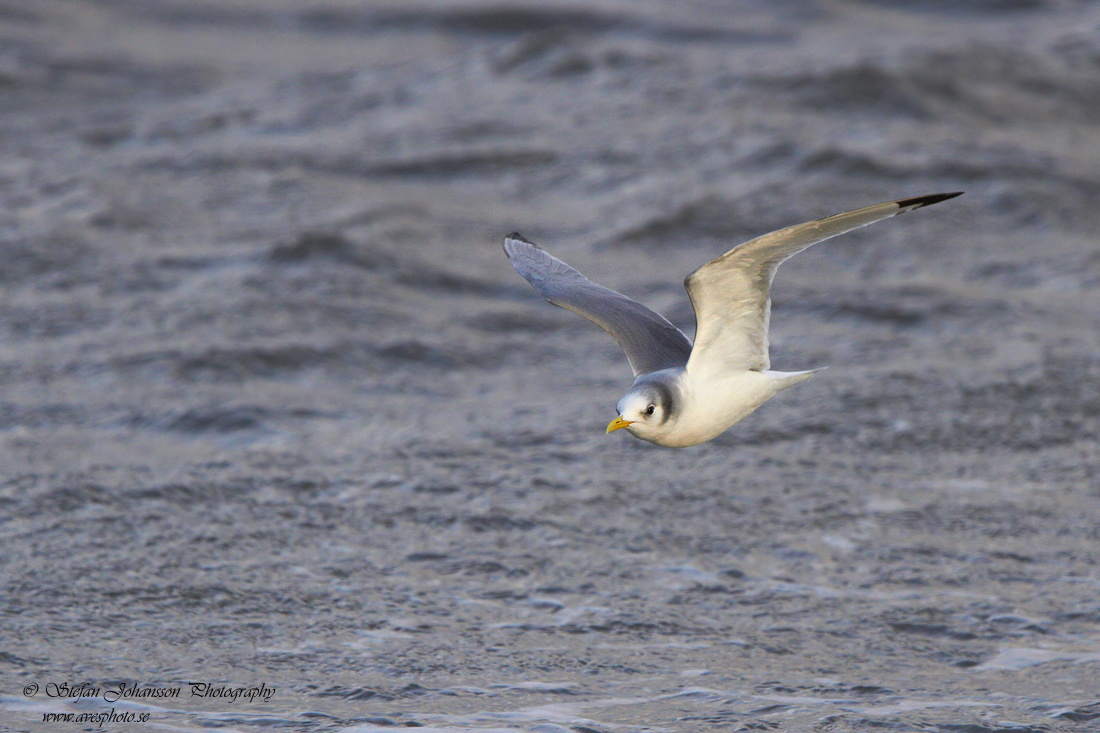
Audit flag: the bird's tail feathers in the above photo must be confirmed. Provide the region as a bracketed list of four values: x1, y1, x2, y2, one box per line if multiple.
[766, 367, 826, 392]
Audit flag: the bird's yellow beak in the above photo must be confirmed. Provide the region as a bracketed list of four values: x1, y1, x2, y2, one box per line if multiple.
[606, 416, 634, 434]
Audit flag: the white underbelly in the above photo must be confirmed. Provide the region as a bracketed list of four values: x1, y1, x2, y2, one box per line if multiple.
[655, 371, 780, 447]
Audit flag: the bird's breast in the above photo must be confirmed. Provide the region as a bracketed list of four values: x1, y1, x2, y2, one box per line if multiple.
[657, 370, 781, 447]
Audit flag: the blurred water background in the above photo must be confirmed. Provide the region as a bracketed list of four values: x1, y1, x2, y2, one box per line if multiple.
[2, 1, 1100, 731]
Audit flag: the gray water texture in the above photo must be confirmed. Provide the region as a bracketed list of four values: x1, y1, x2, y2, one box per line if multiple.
[2, 1, 1100, 731]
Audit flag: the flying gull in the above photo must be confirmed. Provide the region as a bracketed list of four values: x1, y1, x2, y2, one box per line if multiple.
[503, 192, 962, 447]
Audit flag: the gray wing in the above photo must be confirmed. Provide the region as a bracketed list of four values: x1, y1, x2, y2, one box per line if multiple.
[684, 192, 962, 378]
[503, 233, 692, 377]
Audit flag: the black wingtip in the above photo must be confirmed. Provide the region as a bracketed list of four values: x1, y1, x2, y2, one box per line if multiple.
[895, 191, 964, 210]
[505, 231, 533, 244]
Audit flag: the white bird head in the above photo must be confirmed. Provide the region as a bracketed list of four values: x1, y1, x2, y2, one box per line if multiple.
[607, 379, 675, 440]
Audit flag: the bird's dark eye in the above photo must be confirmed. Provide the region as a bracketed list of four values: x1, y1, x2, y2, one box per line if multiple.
[645, 405, 655, 416]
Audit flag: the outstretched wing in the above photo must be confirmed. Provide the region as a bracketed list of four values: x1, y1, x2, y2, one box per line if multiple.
[503, 233, 692, 377]
[684, 192, 962, 377]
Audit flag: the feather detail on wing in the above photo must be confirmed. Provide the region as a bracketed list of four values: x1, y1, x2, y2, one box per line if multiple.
[683, 192, 961, 377]
[504, 233, 692, 377]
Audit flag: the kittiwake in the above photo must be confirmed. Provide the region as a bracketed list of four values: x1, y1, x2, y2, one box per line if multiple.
[503, 192, 962, 447]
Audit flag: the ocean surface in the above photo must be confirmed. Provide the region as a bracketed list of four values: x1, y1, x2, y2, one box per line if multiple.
[2, 1, 1100, 731]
